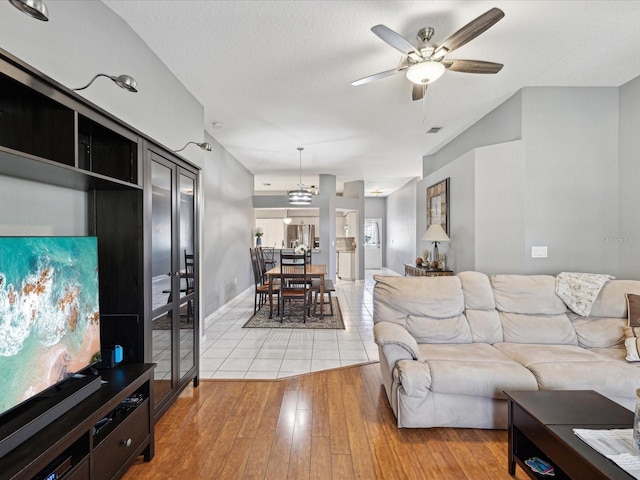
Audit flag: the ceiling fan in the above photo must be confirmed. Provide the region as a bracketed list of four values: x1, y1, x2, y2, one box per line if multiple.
[352, 7, 505, 101]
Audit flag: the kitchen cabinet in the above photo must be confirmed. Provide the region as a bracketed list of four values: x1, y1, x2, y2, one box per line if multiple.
[338, 251, 355, 280]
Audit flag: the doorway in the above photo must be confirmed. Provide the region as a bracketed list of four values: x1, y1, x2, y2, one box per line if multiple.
[364, 218, 382, 269]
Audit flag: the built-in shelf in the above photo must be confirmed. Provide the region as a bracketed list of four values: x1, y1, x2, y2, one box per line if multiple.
[0, 147, 142, 191]
[0, 71, 75, 166]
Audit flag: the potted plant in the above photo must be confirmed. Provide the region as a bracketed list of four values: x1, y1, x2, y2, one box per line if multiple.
[254, 226, 264, 246]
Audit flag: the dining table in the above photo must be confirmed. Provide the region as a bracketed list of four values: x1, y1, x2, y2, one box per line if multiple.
[265, 264, 328, 318]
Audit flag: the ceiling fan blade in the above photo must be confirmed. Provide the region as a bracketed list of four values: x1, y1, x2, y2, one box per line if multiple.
[371, 24, 421, 57]
[351, 66, 407, 86]
[443, 59, 503, 74]
[412, 83, 427, 101]
[434, 8, 504, 58]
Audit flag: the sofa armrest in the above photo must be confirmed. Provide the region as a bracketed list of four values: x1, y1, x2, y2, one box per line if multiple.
[395, 359, 432, 398]
[374, 321, 420, 360]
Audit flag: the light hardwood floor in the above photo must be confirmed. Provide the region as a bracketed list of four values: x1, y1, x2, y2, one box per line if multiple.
[123, 362, 529, 480]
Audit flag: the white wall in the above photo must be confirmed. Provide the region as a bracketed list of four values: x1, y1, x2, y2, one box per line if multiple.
[418, 86, 622, 277]
[418, 150, 476, 274]
[424, 90, 523, 176]
[0, 175, 88, 236]
[386, 178, 417, 275]
[474, 141, 526, 274]
[521, 88, 619, 275]
[201, 135, 254, 316]
[618, 76, 640, 280]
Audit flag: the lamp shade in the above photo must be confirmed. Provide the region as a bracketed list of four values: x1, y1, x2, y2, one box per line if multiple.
[112, 74, 138, 92]
[422, 224, 450, 242]
[406, 61, 445, 85]
[9, 0, 48, 21]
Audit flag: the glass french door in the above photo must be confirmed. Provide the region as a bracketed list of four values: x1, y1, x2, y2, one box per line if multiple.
[364, 218, 382, 269]
[150, 153, 198, 413]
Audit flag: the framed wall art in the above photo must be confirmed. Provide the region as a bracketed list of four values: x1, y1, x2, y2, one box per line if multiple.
[426, 178, 450, 235]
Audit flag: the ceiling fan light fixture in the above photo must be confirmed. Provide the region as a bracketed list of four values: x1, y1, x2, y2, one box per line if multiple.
[406, 61, 445, 85]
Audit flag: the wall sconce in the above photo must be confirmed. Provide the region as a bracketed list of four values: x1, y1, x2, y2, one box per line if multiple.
[173, 141, 212, 153]
[9, 0, 49, 21]
[72, 73, 138, 92]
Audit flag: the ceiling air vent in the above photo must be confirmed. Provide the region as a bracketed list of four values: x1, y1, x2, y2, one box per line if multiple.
[427, 127, 442, 134]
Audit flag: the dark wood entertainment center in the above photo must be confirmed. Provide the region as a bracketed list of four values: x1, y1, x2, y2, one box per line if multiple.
[0, 47, 200, 478]
[1, 365, 155, 480]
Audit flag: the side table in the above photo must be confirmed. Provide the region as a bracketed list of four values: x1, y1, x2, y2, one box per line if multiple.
[404, 264, 453, 277]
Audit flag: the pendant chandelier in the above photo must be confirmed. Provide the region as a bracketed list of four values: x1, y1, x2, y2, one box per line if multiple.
[288, 147, 312, 205]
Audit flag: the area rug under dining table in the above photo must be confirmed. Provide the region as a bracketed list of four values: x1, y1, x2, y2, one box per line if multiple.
[243, 298, 345, 329]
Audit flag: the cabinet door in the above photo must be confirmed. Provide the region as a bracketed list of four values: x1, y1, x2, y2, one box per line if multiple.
[178, 171, 196, 379]
[150, 157, 175, 406]
[149, 152, 199, 416]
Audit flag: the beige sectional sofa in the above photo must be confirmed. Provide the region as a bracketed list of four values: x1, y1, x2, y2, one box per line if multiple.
[372, 272, 640, 429]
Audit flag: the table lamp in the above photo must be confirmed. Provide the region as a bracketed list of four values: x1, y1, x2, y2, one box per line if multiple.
[421, 224, 450, 268]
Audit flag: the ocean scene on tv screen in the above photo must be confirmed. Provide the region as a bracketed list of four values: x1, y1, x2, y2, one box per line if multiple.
[0, 237, 101, 415]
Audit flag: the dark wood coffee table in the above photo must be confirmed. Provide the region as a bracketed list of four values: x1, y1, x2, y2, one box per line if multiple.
[505, 390, 635, 479]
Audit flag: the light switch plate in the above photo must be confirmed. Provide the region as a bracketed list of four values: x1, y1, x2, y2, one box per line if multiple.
[531, 246, 548, 258]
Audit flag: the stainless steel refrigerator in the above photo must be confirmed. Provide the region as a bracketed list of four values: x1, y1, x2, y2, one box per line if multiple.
[287, 224, 315, 248]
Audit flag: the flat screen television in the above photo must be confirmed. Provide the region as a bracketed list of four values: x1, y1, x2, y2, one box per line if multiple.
[0, 236, 102, 418]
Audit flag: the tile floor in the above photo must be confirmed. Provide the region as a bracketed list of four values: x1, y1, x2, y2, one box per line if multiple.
[199, 268, 399, 379]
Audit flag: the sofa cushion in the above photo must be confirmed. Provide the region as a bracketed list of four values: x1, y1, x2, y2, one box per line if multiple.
[569, 313, 625, 348]
[416, 343, 538, 399]
[458, 271, 503, 343]
[458, 271, 496, 310]
[465, 310, 503, 344]
[373, 275, 471, 343]
[373, 275, 464, 320]
[495, 342, 640, 399]
[491, 275, 566, 315]
[500, 312, 578, 345]
[588, 346, 628, 362]
[406, 314, 472, 344]
[589, 281, 640, 318]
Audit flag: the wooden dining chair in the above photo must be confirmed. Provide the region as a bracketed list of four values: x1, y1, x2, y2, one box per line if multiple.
[184, 250, 195, 323]
[279, 252, 310, 322]
[260, 247, 277, 270]
[250, 248, 279, 314]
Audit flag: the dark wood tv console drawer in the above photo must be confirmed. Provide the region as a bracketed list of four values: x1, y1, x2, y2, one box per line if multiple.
[65, 456, 89, 480]
[93, 400, 150, 480]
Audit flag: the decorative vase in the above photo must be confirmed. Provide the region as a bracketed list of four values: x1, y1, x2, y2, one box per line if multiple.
[256, 236, 262, 246]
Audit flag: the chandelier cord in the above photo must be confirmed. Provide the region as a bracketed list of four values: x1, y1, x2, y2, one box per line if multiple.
[298, 147, 304, 187]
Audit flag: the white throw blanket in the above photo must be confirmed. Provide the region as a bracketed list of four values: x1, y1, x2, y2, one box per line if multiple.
[555, 272, 614, 316]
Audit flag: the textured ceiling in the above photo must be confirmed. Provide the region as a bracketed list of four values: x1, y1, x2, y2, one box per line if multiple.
[103, 0, 640, 196]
